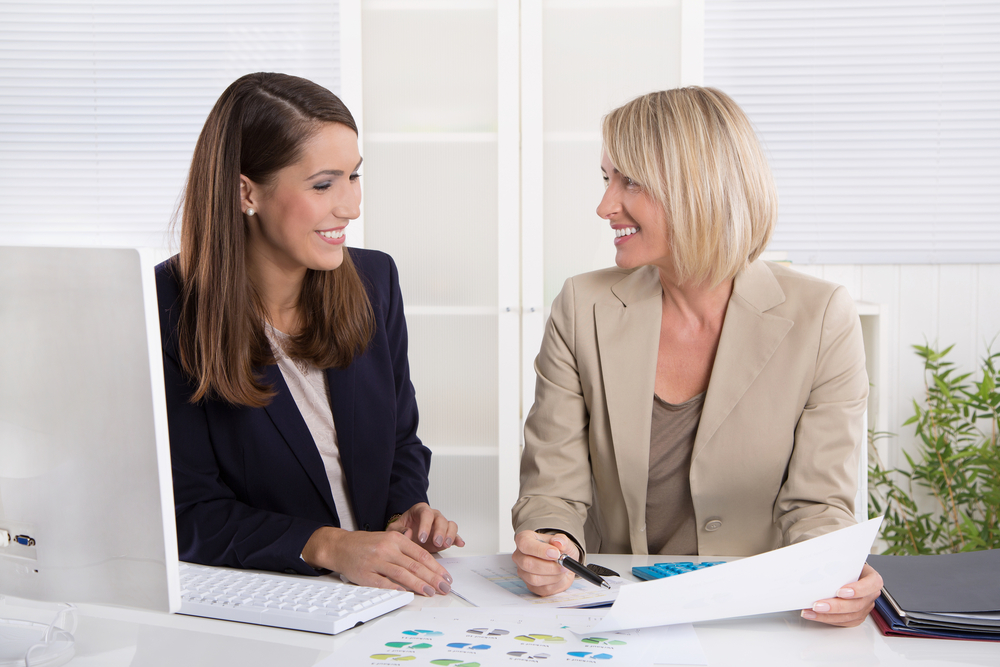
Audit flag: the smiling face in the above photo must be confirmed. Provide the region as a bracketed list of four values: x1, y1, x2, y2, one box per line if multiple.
[597, 151, 671, 272]
[241, 121, 362, 278]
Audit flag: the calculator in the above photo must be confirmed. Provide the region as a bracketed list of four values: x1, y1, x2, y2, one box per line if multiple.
[632, 561, 726, 581]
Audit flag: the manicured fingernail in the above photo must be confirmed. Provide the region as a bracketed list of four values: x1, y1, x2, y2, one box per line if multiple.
[445, 538, 453, 548]
[419, 532, 428, 543]
[838, 588, 855, 598]
[812, 602, 830, 612]
[546, 548, 559, 559]
[423, 585, 435, 597]
[439, 582, 451, 594]
[801, 610, 817, 620]
[444, 573, 453, 584]
[434, 535, 444, 547]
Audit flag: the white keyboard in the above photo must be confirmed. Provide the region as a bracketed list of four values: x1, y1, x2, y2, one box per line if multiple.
[177, 562, 413, 634]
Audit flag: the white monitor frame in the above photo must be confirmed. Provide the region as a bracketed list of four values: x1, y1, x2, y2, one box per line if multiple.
[0, 246, 179, 613]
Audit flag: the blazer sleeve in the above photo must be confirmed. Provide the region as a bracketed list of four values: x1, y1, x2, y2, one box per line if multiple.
[774, 285, 868, 544]
[158, 265, 325, 575]
[512, 277, 593, 553]
[380, 254, 431, 520]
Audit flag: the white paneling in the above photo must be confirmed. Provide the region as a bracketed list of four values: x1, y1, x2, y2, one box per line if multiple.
[362, 141, 498, 307]
[542, 140, 613, 304]
[978, 265, 1000, 354]
[426, 452, 499, 556]
[892, 266, 938, 476]
[542, 2, 682, 133]
[407, 314, 499, 450]
[937, 265, 978, 376]
[360, 5, 497, 132]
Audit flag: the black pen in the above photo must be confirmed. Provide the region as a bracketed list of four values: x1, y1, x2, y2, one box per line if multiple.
[558, 553, 611, 589]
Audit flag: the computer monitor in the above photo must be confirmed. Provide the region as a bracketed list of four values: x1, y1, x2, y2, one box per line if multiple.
[0, 246, 180, 615]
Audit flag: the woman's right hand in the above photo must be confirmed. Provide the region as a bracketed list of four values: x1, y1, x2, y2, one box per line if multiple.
[512, 530, 579, 597]
[301, 526, 453, 597]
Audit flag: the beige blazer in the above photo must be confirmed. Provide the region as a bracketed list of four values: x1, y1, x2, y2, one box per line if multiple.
[512, 260, 868, 557]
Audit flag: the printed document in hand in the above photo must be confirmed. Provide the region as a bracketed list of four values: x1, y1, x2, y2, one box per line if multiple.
[565, 516, 883, 633]
[437, 554, 626, 608]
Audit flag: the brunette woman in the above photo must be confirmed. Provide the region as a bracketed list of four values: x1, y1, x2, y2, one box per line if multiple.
[158, 72, 462, 597]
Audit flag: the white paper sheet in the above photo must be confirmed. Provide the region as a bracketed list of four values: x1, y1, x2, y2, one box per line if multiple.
[564, 516, 883, 633]
[322, 607, 707, 666]
[438, 554, 626, 608]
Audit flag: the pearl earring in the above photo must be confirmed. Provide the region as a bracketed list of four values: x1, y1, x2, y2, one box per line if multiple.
[246, 208, 255, 217]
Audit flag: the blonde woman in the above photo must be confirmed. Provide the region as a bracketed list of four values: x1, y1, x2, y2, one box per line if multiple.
[512, 87, 882, 627]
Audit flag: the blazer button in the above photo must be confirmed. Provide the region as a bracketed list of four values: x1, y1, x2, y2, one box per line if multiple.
[364, 523, 371, 531]
[704, 519, 723, 532]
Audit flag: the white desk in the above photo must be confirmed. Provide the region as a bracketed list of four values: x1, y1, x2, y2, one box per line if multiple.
[3, 554, 998, 666]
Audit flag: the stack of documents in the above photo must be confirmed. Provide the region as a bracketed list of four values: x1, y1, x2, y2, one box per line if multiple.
[867, 549, 1000, 641]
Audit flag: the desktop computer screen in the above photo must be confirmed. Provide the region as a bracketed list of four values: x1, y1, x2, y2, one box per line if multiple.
[0, 246, 180, 613]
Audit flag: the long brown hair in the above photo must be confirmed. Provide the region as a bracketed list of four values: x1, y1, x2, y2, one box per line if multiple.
[177, 72, 374, 407]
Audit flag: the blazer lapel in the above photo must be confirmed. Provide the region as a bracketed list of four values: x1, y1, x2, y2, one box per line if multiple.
[693, 261, 793, 463]
[594, 266, 661, 549]
[260, 365, 340, 521]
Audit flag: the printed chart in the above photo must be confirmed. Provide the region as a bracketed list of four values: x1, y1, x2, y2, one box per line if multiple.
[324, 609, 706, 666]
[438, 555, 623, 608]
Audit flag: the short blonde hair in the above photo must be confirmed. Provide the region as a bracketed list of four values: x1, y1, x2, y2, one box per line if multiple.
[602, 87, 777, 286]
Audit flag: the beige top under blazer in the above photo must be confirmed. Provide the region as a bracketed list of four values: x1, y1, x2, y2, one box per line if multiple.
[512, 259, 868, 557]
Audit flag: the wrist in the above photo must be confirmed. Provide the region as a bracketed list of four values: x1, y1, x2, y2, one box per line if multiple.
[301, 526, 345, 570]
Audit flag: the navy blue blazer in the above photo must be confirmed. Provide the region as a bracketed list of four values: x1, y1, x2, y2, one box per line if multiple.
[156, 249, 431, 575]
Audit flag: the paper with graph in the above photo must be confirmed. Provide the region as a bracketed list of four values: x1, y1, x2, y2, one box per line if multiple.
[437, 554, 625, 608]
[325, 607, 706, 666]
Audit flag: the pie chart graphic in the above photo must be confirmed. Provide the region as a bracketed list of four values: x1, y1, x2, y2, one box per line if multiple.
[515, 634, 566, 644]
[402, 629, 444, 637]
[369, 654, 416, 662]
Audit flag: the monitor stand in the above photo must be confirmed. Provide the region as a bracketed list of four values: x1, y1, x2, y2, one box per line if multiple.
[0, 601, 75, 667]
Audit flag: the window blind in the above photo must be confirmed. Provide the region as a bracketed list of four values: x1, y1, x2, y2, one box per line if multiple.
[0, 1, 340, 249]
[704, 0, 1000, 264]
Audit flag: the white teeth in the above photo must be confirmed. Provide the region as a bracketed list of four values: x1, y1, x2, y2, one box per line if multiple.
[615, 227, 638, 238]
[319, 230, 345, 239]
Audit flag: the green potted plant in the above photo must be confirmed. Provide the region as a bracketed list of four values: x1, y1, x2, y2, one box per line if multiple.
[869, 343, 1000, 554]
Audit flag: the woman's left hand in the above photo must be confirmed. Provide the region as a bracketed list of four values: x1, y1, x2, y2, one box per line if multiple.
[386, 502, 465, 554]
[801, 563, 883, 627]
